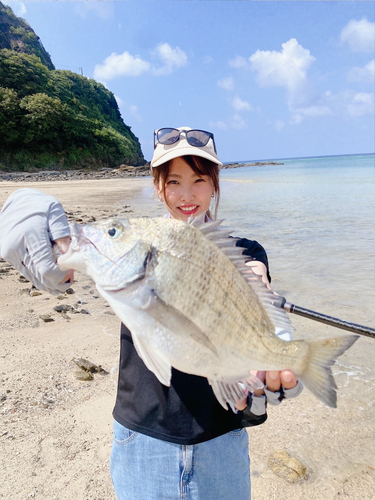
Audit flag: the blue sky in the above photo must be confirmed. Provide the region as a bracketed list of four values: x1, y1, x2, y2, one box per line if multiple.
[3, 0, 375, 162]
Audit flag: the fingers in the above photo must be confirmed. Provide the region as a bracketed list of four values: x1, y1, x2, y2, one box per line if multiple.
[279, 370, 297, 390]
[61, 269, 74, 284]
[54, 237, 74, 284]
[235, 396, 248, 411]
[38, 230, 73, 290]
[245, 261, 272, 288]
[55, 236, 71, 254]
[266, 370, 297, 391]
[250, 370, 298, 397]
[24, 225, 72, 293]
[251, 370, 266, 397]
[266, 371, 281, 392]
[241, 369, 299, 413]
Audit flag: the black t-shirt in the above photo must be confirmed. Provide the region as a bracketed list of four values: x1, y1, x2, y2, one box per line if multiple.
[112, 238, 270, 445]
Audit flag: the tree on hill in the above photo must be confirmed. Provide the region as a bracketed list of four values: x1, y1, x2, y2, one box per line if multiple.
[0, 2, 54, 69]
[0, 2, 145, 171]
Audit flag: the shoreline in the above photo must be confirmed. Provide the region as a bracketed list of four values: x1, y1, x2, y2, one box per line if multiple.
[0, 161, 283, 183]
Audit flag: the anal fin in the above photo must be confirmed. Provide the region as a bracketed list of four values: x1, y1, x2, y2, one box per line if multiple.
[208, 375, 264, 410]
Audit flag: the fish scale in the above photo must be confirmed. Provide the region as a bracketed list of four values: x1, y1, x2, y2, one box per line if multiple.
[58, 216, 358, 409]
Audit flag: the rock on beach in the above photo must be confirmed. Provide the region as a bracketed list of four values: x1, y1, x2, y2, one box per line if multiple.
[0, 161, 284, 183]
[0, 164, 151, 183]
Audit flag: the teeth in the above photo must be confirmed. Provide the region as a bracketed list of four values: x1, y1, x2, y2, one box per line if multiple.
[180, 206, 197, 212]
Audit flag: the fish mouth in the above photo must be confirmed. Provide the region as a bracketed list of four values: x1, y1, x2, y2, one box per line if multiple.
[57, 223, 91, 268]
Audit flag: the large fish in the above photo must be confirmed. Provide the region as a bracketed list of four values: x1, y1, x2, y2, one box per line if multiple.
[58, 217, 358, 408]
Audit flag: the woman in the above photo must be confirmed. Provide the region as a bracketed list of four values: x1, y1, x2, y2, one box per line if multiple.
[111, 127, 302, 499]
[0, 126, 302, 500]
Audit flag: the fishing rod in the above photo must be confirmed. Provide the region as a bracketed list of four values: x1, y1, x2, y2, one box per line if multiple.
[273, 297, 375, 339]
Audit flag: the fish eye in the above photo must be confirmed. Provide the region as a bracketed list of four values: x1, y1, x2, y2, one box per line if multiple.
[107, 222, 123, 239]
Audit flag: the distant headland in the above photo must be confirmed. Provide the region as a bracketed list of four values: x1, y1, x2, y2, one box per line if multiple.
[0, 161, 284, 182]
[220, 161, 283, 169]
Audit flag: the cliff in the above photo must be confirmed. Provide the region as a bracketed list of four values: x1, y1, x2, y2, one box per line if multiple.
[0, 2, 54, 70]
[0, 2, 145, 171]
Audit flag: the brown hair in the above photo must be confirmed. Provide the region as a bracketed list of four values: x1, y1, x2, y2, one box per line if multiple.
[151, 155, 220, 220]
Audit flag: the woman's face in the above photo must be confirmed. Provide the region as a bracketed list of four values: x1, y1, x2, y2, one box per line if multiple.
[157, 157, 214, 221]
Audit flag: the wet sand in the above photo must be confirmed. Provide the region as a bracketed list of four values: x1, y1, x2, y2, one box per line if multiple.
[0, 179, 374, 500]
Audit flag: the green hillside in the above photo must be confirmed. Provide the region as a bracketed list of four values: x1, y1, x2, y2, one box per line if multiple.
[0, 2, 145, 171]
[0, 2, 54, 69]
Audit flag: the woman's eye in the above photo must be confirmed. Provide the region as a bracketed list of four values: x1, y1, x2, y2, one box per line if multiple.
[195, 178, 205, 183]
[167, 180, 178, 185]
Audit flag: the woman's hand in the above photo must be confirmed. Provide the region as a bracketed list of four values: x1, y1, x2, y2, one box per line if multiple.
[234, 262, 298, 411]
[235, 370, 298, 410]
[55, 236, 74, 284]
[0, 189, 73, 295]
[253, 370, 297, 395]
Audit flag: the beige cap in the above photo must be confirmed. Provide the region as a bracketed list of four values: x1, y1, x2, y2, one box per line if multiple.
[151, 126, 222, 167]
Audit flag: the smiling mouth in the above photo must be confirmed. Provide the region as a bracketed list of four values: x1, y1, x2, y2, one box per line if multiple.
[178, 205, 199, 213]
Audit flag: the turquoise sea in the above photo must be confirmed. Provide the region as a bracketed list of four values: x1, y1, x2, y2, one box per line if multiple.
[138, 153, 374, 331]
[218, 153, 375, 329]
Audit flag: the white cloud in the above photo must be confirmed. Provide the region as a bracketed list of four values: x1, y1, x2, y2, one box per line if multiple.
[229, 37, 373, 126]
[229, 55, 251, 70]
[249, 38, 320, 120]
[347, 92, 374, 117]
[93, 43, 187, 81]
[298, 105, 332, 118]
[218, 77, 235, 91]
[152, 43, 188, 76]
[340, 18, 375, 53]
[306, 90, 375, 121]
[231, 96, 253, 112]
[74, 1, 114, 20]
[290, 105, 332, 124]
[2, 1, 26, 16]
[347, 59, 375, 83]
[231, 114, 248, 130]
[209, 114, 249, 131]
[209, 120, 229, 131]
[249, 38, 316, 97]
[94, 52, 151, 80]
[274, 120, 285, 131]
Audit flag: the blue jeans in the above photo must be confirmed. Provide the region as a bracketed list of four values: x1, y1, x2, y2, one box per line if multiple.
[110, 420, 251, 500]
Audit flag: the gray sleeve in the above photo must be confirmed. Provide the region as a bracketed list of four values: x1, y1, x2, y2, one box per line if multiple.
[247, 381, 304, 415]
[264, 380, 304, 406]
[0, 189, 71, 295]
[248, 395, 267, 416]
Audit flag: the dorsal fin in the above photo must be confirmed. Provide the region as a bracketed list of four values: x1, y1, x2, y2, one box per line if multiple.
[189, 216, 294, 333]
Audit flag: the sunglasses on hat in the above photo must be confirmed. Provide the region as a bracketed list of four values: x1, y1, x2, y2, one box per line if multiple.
[154, 128, 217, 153]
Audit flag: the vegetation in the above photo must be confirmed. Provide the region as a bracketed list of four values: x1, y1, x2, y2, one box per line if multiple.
[0, 2, 54, 69]
[0, 2, 144, 171]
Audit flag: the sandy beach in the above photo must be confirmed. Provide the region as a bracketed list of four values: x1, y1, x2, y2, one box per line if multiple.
[0, 178, 374, 500]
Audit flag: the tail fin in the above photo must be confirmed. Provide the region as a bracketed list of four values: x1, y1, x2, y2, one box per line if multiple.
[299, 335, 359, 408]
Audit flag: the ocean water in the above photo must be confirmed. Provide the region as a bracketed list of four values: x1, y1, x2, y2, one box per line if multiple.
[218, 154, 375, 329]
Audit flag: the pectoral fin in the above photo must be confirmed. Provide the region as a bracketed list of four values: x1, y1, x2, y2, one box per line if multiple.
[134, 287, 218, 357]
[131, 332, 172, 387]
[153, 301, 219, 356]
